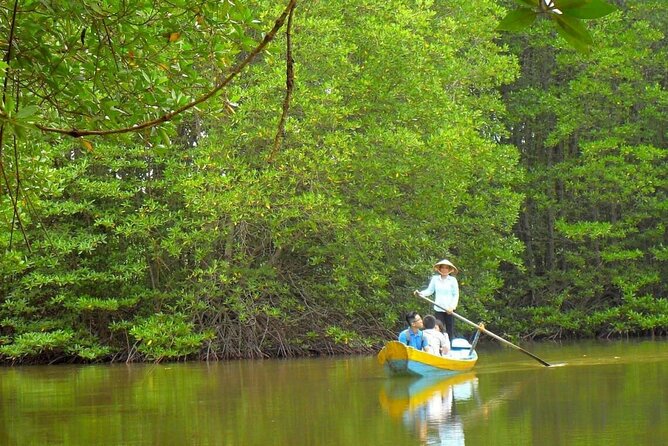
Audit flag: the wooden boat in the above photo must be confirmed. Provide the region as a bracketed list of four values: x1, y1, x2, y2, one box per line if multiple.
[377, 338, 478, 377]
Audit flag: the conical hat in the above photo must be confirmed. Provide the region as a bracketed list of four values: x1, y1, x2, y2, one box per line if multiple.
[433, 259, 458, 275]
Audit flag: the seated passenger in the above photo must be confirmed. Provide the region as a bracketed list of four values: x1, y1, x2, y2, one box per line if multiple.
[422, 315, 451, 356]
[398, 311, 429, 351]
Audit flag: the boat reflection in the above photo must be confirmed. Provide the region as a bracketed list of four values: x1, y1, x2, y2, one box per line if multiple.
[379, 373, 478, 446]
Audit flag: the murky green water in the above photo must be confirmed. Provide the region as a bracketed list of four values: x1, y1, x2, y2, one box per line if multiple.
[1, 339, 667, 445]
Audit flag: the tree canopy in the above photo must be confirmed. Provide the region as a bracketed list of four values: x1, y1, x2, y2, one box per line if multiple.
[1, 0, 665, 363]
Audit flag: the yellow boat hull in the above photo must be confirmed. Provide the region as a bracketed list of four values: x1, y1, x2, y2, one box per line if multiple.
[377, 340, 477, 377]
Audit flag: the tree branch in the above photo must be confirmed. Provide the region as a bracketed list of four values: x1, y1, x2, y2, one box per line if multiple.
[268, 1, 296, 163]
[35, 0, 299, 138]
[1, 0, 30, 251]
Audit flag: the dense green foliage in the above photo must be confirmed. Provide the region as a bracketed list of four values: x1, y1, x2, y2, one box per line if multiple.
[0, 0, 666, 363]
[499, 0, 668, 337]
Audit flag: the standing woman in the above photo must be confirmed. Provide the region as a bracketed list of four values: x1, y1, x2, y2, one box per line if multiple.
[414, 259, 459, 344]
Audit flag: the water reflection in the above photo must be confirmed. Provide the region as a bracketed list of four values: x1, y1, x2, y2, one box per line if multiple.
[2, 340, 666, 445]
[379, 373, 478, 446]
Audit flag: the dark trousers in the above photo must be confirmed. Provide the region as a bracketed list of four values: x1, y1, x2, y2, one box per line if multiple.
[435, 311, 455, 344]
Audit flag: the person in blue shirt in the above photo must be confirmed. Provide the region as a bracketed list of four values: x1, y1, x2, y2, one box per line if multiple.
[398, 311, 429, 351]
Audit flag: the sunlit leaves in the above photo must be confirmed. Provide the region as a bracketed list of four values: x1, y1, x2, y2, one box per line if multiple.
[0, 330, 74, 359]
[129, 313, 212, 361]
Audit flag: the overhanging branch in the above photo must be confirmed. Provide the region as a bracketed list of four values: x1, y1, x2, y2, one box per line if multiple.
[35, 0, 299, 138]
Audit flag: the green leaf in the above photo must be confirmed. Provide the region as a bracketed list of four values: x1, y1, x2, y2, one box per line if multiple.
[558, 0, 618, 19]
[3, 94, 14, 115]
[554, 0, 589, 8]
[497, 8, 538, 32]
[9, 121, 28, 139]
[159, 127, 171, 146]
[553, 14, 593, 53]
[514, 0, 538, 7]
[15, 105, 39, 120]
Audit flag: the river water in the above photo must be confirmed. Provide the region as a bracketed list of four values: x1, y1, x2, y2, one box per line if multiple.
[1, 338, 666, 446]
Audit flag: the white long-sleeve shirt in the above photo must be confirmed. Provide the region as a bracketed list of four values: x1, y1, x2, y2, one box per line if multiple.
[418, 275, 459, 312]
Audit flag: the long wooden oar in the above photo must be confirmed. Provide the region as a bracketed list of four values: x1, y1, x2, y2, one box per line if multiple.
[416, 294, 552, 367]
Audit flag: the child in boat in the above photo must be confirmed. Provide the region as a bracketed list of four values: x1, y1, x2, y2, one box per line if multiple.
[398, 311, 429, 351]
[422, 315, 451, 356]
